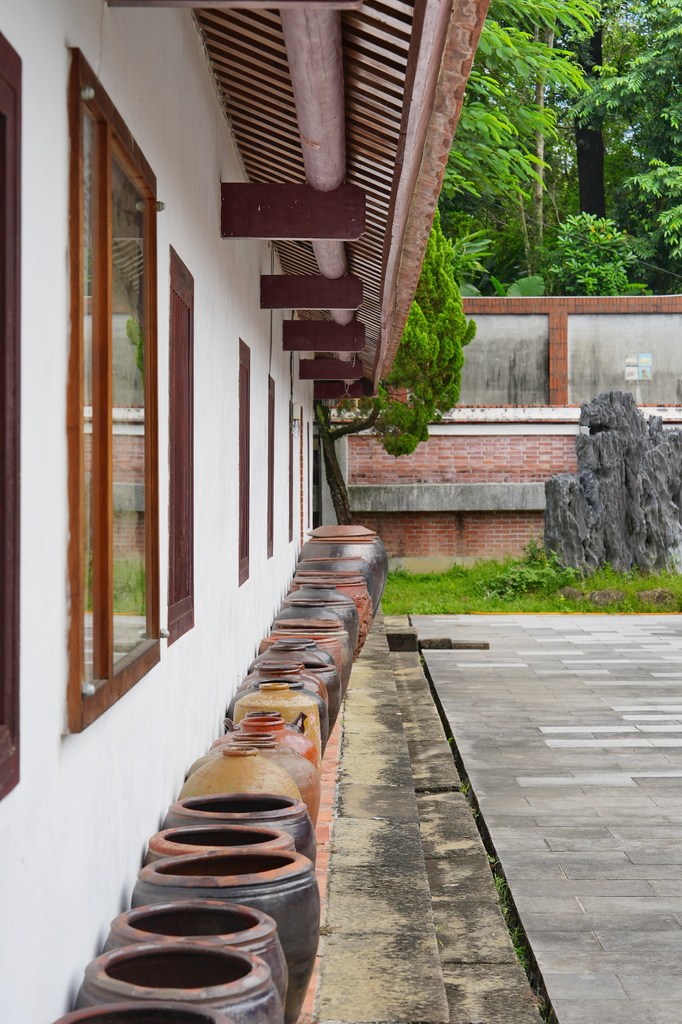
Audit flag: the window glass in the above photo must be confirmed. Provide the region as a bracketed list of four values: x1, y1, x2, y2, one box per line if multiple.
[111, 153, 146, 664]
[83, 111, 95, 683]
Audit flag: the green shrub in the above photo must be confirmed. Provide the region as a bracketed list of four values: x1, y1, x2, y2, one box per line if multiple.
[545, 213, 647, 296]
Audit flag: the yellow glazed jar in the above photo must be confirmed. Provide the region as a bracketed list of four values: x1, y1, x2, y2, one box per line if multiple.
[178, 746, 302, 801]
[233, 683, 322, 766]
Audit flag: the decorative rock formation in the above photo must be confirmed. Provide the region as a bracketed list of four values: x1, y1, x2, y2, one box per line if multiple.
[545, 391, 682, 572]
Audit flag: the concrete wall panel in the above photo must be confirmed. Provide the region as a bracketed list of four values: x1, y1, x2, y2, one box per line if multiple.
[457, 314, 549, 406]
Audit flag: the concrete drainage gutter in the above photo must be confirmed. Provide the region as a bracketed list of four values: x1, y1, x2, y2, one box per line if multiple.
[315, 614, 543, 1024]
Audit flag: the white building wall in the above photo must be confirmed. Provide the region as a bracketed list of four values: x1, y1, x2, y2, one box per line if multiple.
[0, 3, 312, 1019]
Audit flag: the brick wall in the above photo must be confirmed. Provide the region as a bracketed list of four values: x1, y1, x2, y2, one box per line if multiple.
[355, 511, 545, 560]
[347, 433, 578, 484]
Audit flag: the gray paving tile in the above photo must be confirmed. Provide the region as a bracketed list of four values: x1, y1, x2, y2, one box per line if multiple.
[420, 613, 682, 1024]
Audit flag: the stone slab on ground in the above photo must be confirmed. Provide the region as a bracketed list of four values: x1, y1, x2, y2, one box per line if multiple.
[391, 650, 543, 1024]
[317, 618, 449, 1024]
[420, 613, 682, 1024]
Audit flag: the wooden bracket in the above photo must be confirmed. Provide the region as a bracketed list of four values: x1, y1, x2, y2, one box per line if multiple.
[314, 379, 374, 399]
[261, 274, 363, 310]
[221, 184, 365, 240]
[299, 358, 363, 380]
[283, 321, 365, 352]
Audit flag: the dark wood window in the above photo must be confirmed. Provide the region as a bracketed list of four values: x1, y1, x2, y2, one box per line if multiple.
[67, 50, 160, 731]
[239, 340, 250, 585]
[267, 376, 275, 558]
[168, 248, 194, 644]
[0, 32, 21, 801]
[288, 402, 294, 544]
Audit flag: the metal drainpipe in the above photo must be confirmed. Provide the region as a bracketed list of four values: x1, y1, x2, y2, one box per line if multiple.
[280, 8, 355, 331]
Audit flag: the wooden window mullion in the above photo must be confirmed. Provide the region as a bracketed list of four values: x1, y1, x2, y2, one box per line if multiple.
[267, 376, 275, 559]
[0, 32, 21, 801]
[91, 120, 114, 682]
[238, 340, 250, 585]
[168, 247, 194, 644]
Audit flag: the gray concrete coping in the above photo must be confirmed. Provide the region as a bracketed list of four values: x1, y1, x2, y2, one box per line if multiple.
[348, 482, 546, 513]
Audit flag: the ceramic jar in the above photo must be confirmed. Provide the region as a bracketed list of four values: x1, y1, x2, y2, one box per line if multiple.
[237, 662, 329, 711]
[132, 851, 319, 1024]
[162, 794, 316, 864]
[249, 640, 342, 733]
[291, 572, 372, 658]
[51, 1003, 233, 1024]
[296, 554, 373, 598]
[76, 942, 282, 1024]
[145, 824, 295, 862]
[178, 748, 301, 802]
[209, 735, 320, 825]
[228, 676, 328, 754]
[232, 683, 323, 762]
[279, 584, 359, 655]
[299, 527, 388, 610]
[217, 713, 319, 772]
[262, 620, 351, 689]
[103, 899, 288, 1005]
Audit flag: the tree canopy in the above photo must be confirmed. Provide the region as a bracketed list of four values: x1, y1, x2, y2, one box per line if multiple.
[440, 0, 682, 295]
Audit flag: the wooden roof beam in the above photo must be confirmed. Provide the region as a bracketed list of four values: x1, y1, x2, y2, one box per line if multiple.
[261, 274, 363, 310]
[221, 183, 365, 240]
[314, 379, 374, 399]
[283, 321, 365, 352]
[299, 357, 363, 380]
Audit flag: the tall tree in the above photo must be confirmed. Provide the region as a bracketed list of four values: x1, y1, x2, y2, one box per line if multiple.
[575, 27, 606, 217]
[573, 0, 682, 286]
[315, 211, 475, 525]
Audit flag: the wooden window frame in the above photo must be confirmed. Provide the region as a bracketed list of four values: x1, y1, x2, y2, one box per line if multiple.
[0, 32, 21, 801]
[266, 376, 275, 559]
[168, 247, 194, 644]
[67, 50, 160, 732]
[288, 402, 294, 544]
[238, 340, 250, 585]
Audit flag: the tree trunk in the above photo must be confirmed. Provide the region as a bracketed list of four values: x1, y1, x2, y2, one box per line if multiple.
[315, 401, 354, 525]
[575, 28, 606, 218]
[533, 27, 554, 254]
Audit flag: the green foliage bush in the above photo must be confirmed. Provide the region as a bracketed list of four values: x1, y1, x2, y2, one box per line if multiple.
[482, 549, 580, 599]
[545, 213, 645, 296]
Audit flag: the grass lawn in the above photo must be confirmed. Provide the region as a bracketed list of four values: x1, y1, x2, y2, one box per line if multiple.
[382, 548, 682, 615]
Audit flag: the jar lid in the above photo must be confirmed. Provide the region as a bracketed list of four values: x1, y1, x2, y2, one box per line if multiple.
[309, 525, 376, 538]
[221, 747, 259, 757]
[258, 682, 290, 691]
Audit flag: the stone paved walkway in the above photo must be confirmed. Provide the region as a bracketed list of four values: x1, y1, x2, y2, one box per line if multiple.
[417, 614, 682, 1024]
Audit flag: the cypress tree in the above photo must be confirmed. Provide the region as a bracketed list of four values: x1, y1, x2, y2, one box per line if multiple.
[315, 208, 476, 521]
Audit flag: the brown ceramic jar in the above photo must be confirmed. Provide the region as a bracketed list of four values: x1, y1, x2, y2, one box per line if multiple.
[237, 661, 329, 708]
[299, 527, 388, 610]
[262, 620, 348, 685]
[162, 793, 316, 864]
[144, 824, 295, 862]
[232, 684, 323, 763]
[178, 748, 301, 802]
[132, 852, 319, 1024]
[215, 713, 319, 772]
[248, 640, 342, 732]
[291, 572, 372, 658]
[218, 734, 320, 825]
[51, 1003, 233, 1024]
[103, 900, 288, 1005]
[279, 584, 359, 654]
[268, 618, 352, 691]
[76, 942, 282, 1024]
